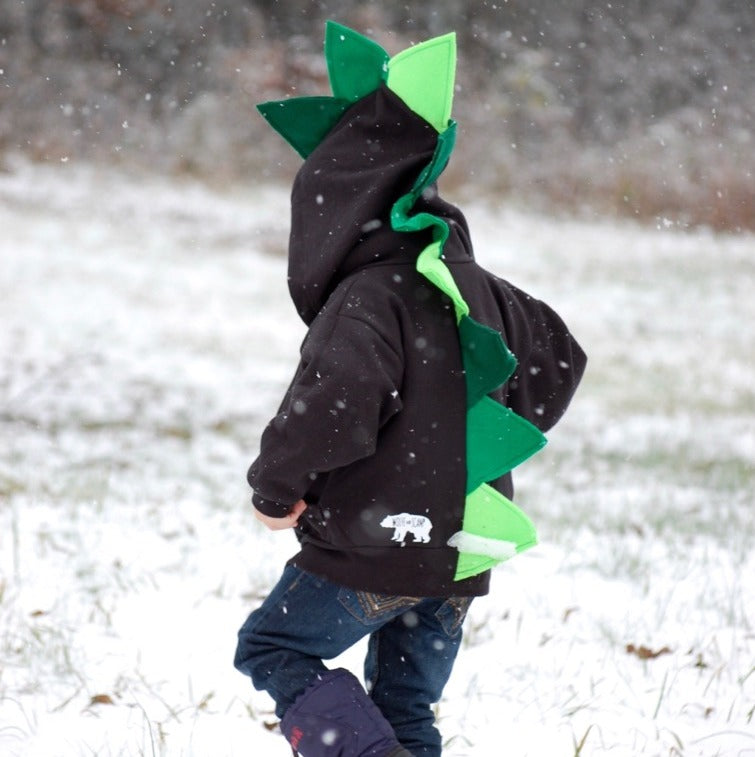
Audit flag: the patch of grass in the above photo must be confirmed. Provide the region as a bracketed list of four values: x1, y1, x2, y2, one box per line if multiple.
[0, 474, 27, 498]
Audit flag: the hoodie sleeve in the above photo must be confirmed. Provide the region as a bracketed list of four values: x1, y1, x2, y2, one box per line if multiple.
[248, 310, 404, 517]
[496, 280, 587, 433]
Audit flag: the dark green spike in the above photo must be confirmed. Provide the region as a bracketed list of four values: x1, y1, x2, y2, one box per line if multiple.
[257, 97, 351, 159]
[459, 315, 517, 408]
[409, 122, 457, 198]
[466, 397, 547, 493]
[325, 21, 389, 102]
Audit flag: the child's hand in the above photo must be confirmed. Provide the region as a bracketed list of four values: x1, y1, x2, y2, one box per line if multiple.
[253, 499, 308, 531]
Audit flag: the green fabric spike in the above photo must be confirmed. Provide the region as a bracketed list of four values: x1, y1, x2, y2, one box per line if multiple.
[390, 123, 456, 230]
[466, 397, 547, 493]
[257, 97, 351, 159]
[386, 33, 456, 132]
[391, 196, 447, 239]
[459, 315, 518, 408]
[390, 125, 466, 318]
[453, 549, 499, 580]
[452, 484, 538, 580]
[417, 241, 469, 322]
[410, 122, 457, 195]
[325, 21, 389, 102]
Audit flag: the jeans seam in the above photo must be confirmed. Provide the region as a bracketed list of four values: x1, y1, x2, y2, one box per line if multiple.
[338, 588, 421, 625]
[435, 596, 473, 637]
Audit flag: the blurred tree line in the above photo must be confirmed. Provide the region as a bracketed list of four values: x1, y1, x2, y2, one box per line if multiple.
[0, 0, 753, 229]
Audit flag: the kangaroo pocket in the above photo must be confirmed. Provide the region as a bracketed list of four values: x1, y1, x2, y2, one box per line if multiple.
[297, 501, 409, 549]
[297, 504, 335, 543]
[298, 502, 447, 555]
[297, 503, 372, 549]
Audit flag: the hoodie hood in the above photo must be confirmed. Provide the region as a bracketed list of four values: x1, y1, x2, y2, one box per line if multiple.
[287, 84, 469, 325]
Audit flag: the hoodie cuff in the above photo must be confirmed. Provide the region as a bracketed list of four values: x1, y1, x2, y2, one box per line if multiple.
[252, 492, 296, 518]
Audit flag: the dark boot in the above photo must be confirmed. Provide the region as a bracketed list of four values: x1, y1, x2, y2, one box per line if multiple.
[280, 668, 413, 756]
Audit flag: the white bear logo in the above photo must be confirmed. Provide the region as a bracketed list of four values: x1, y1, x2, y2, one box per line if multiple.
[380, 513, 433, 543]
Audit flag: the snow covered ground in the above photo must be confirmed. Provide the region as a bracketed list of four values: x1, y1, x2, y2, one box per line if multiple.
[0, 160, 753, 756]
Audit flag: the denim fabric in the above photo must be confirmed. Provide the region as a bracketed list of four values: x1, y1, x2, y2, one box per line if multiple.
[234, 565, 473, 756]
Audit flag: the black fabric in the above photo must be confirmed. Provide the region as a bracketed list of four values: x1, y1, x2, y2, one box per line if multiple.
[248, 85, 587, 597]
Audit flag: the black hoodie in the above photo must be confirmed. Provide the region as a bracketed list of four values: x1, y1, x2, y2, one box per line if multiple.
[248, 85, 586, 597]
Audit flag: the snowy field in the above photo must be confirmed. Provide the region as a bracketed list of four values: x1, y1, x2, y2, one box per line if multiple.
[0, 160, 753, 756]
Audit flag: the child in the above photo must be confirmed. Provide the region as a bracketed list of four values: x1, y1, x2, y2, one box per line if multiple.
[234, 22, 586, 757]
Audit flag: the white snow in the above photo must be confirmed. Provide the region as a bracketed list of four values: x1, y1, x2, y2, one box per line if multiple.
[1, 160, 753, 756]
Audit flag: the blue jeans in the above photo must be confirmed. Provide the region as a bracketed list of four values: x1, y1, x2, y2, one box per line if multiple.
[234, 565, 473, 756]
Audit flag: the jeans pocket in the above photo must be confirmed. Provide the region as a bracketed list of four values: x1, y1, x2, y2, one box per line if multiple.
[337, 587, 422, 626]
[435, 596, 474, 638]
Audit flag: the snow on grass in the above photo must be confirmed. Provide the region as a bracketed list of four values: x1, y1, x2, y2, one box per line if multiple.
[1, 160, 753, 756]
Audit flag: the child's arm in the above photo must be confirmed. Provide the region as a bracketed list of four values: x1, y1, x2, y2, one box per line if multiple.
[248, 310, 403, 518]
[498, 280, 587, 432]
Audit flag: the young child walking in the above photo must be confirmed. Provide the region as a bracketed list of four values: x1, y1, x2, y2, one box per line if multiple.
[234, 22, 586, 757]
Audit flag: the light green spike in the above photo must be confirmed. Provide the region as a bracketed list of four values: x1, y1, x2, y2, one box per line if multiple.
[416, 241, 469, 322]
[450, 484, 538, 581]
[386, 32, 456, 132]
[453, 549, 499, 580]
[325, 21, 389, 102]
